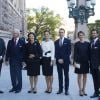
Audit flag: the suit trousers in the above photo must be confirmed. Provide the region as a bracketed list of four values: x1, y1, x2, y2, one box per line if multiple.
[0, 62, 2, 75]
[57, 62, 69, 92]
[10, 64, 22, 91]
[91, 68, 100, 94]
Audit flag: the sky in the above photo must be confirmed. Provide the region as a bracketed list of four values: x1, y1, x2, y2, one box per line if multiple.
[26, 0, 100, 31]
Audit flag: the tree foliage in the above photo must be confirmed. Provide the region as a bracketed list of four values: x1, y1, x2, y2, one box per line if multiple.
[26, 7, 62, 40]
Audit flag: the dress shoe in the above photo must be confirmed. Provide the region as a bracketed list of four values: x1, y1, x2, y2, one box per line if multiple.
[28, 88, 34, 93]
[56, 90, 63, 94]
[65, 91, 69, 95]
[98, 96, 100, 100]
[15, 90, 21, 93]
[79, 90, 83, 96]
[90, 93, 98, 98]
[33, 91, 37, 94]
[82, 90, 87, 96]
[9, 88, 16, 92]
[0, 90, 4, 94]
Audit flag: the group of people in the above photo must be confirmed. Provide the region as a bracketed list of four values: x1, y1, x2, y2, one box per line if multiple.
[0, 28, 100, 99]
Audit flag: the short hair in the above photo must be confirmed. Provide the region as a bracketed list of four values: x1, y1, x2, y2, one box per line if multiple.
[91, 29, 98, 34]
[13, 28, 20, 34]
[77, 31, 85, 37]
[59, 28, 65, 33]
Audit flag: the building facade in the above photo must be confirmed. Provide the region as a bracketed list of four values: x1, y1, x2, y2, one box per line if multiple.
[0, 0, 26, 40]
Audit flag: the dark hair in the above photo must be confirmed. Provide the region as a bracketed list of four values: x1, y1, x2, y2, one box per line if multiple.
[77, 31, 85, 37]
[59, 28, 65, 33]
[91, 29, 98, 34]
[27, 32, 36, 41]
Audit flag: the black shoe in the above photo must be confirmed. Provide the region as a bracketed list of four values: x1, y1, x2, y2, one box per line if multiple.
[33, 91, 37, 94]
[65, 91, 69, 95]
[90, 93, 98, 98]
[56, 90, 63, 94]
[9, 88, 16, 92]
[15, 90, 21, 93]
[0, 90, 4, 94]
[28, 88, 34, 93]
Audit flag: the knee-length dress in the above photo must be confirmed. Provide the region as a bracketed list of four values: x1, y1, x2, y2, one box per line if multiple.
[74, 41, 90, 74]
[24, 42, 42, 76]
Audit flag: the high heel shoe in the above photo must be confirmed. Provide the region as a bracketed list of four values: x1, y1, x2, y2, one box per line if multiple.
[28, 88, 34, 93]
[48, 88, 52, 93]
[79, 90, 83, 96]
[33, 88, 37, 94]
[82, 90, 87, 96]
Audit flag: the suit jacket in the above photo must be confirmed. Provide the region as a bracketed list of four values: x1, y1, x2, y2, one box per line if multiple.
[90, 38, 100, 69]
[0, 38, 6, 63]
[6, 38, 25, 66]
[55, 37, 71, 64]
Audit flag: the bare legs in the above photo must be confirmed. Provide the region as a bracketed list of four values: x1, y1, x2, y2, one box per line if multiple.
[45, 76, 53, 93]
[77, 74, 87, 96]
[29, 76, 38, 93]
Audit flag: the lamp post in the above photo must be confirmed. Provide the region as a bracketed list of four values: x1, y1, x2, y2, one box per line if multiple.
[67, 0, 96, 39]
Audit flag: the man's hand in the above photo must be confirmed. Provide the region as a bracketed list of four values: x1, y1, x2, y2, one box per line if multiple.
[98, 66, 100, 71]
[58, 59, 64, 64]
[0, 56, 2, 60]
[29, 54, 35, 59]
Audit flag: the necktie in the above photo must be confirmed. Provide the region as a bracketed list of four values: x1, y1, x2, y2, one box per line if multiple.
[59, 38, 62, 47]
[91, 39, 94, 48]
[14, 38, 16, 46]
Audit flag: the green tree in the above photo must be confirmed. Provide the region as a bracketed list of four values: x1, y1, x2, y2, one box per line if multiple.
[26, 7, 62, 41]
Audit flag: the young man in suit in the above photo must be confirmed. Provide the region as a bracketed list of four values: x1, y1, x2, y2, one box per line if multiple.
[0, 38, 6, 93]
[55, 28, 71, 95]
[5, 29, 25, 93]
[90, 29, 100, 98]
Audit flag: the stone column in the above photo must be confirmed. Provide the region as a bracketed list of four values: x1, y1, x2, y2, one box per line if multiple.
[74, 0, 88, 39]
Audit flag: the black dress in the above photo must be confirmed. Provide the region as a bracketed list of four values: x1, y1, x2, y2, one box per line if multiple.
[74, 41, 90, 74]
[24, 42, 42, 76]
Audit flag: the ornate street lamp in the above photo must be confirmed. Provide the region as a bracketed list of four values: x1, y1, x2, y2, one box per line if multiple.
[67, 0, 96, 24]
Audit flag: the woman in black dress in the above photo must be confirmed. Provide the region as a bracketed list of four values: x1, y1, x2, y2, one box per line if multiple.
[73, 31, 90, 96]
[24, 32, 42, 93]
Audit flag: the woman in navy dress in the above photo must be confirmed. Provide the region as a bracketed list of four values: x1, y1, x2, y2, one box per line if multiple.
[73, 31, 90, 96]
[24, 32, 42, 93]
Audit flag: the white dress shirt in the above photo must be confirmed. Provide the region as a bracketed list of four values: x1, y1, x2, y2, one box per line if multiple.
[41, 39, 55, 60]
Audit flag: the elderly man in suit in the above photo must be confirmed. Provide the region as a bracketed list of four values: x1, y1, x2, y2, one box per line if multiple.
[90, 29, 100, 98]
[0, 38, 6, 93]
[55, 28, 71, 95]
[5, 29, 25, 93]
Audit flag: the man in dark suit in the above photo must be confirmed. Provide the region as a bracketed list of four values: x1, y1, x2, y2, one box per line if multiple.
[0, 38, 6, 93]
[5, 29, 25, 93]
[90, 29, 100, 98]
[55, 28, 71, 95]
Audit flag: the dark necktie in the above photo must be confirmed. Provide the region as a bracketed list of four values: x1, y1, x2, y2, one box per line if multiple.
[14, 39, 16, 46]
[91, 39, 94, 48]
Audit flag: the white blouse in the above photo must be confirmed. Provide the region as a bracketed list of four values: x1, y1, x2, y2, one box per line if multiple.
[41, 39, 55, 60]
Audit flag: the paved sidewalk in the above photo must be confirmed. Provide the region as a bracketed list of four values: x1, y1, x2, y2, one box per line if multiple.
[0, 64, 98, 100]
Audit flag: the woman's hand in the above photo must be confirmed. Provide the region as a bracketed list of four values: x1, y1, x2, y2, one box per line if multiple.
[29, 54, 35, 59]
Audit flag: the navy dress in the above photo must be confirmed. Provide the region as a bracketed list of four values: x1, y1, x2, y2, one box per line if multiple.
[24, 42, 42, 76]
[74, 41, 90, 74]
